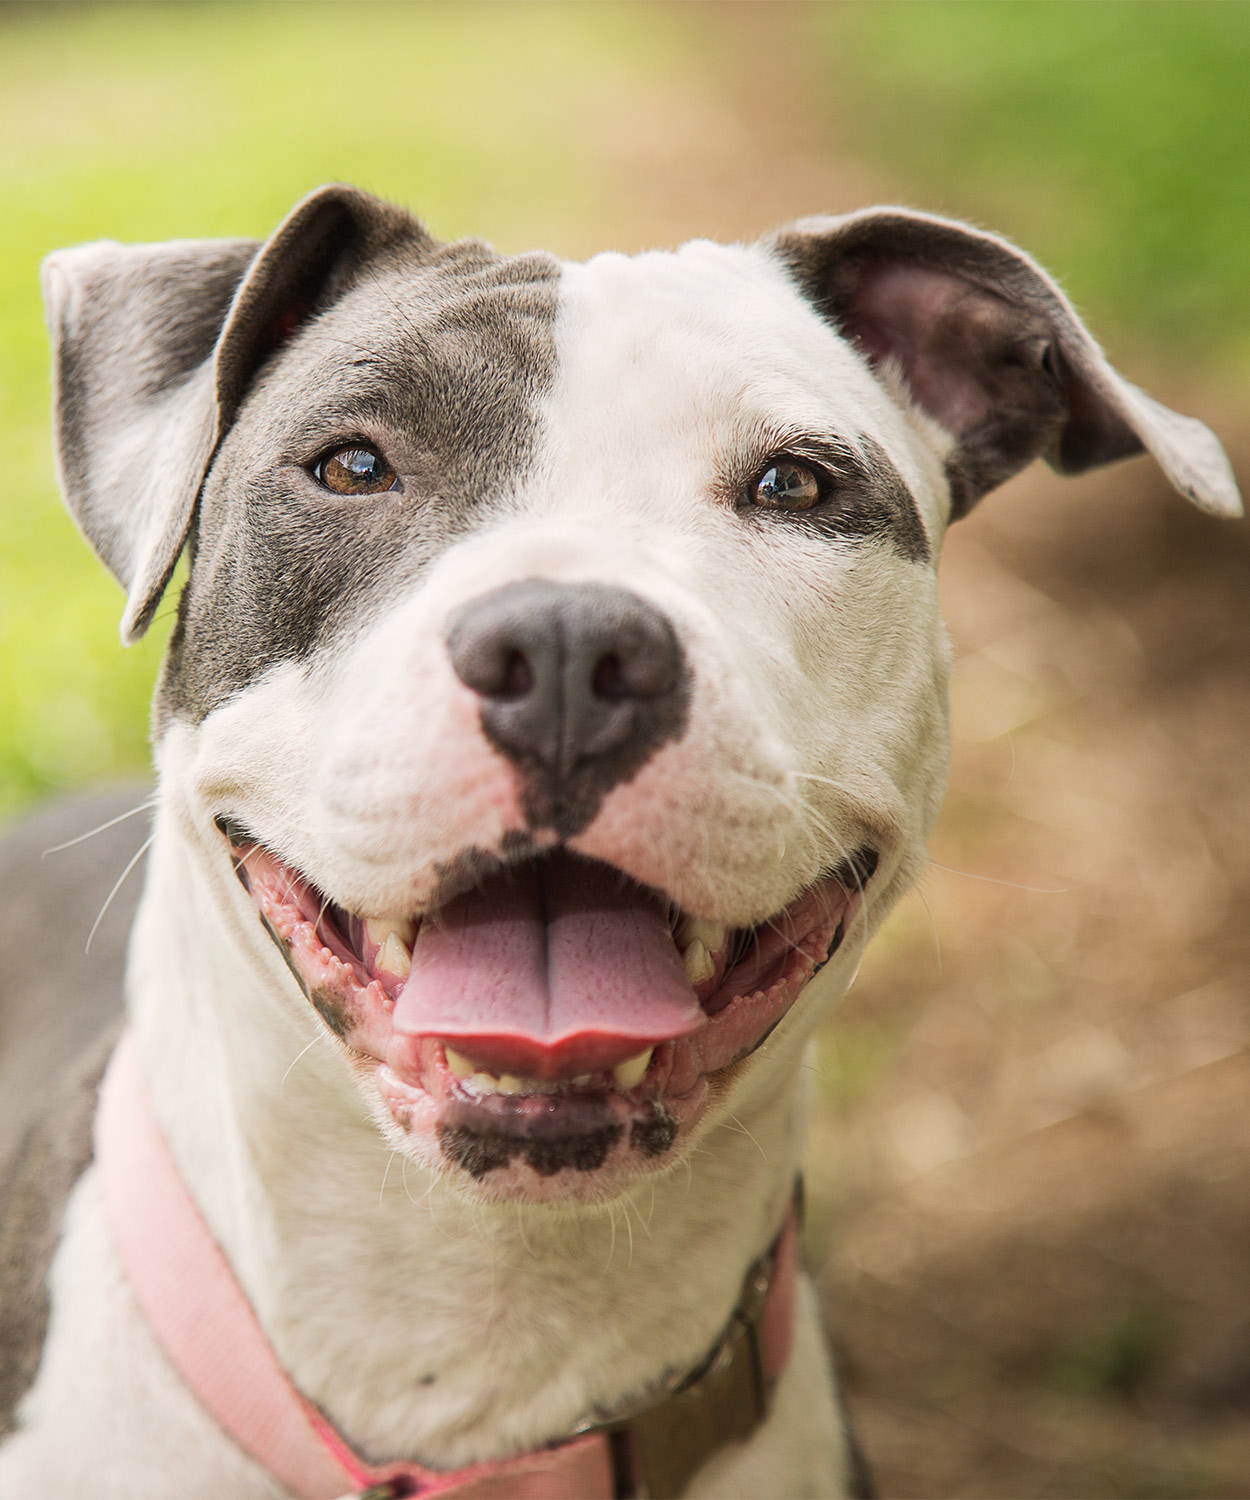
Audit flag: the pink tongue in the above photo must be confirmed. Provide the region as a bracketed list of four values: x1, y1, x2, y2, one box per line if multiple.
[391, 854, 706, 1078]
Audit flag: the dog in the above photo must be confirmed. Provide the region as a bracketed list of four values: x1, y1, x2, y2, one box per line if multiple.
[0, 185, 1239, 1499]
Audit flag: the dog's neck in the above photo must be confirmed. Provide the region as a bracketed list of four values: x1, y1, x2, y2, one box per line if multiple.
[124, 797, 812, 1469]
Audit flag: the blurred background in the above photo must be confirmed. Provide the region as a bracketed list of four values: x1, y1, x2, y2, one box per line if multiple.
[1, 3, 1247, 1494]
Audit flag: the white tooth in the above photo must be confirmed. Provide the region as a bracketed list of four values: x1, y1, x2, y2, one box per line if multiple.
[613, 1048, 653, 1091]
[366, 914, 416, 949]
[445, 1047, 474, 1078]
[682, 938, 715, 985]
[700, 920, 728, 954]
[494, 1074, 526, 1095]
[573, 1074, 593, 1087]
[468, 1072, 498, 1093]
[376, 930, 412, 977]
[675, 916, 727, 955]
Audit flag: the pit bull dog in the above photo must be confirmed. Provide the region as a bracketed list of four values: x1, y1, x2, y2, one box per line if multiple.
[0, 185, 1240, 1499]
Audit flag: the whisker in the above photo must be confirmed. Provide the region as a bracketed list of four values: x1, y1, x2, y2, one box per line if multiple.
[514, 1203, 536, 1259]
[42, 796, 155, 857]
[280, 1034, 323, 1100]
[927, 858, 1069, 895]
[84, 835, 153, 954]
[912, 883, 943, 976]
[723, 1111, 769, 1164]
[602, 1202, 618, 1275]
[378, 1150, 396, 1208]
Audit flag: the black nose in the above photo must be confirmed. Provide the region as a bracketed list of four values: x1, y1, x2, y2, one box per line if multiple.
[445, 580, 690, 835]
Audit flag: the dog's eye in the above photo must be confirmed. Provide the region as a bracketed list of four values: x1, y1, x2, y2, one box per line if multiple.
[747, 461, 822, 512]
[313, 446, 398, 496]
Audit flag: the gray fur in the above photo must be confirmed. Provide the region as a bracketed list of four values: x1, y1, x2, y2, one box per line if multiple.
[0, 791, 146, 1433]
[732, 433, 930, 564]
[159, 236, 560, 723]
[0, 1028, 118, 1438]
[42, 240, 256, 642]
[43, 186, 432, 644]
[0, 790, 143, 1178]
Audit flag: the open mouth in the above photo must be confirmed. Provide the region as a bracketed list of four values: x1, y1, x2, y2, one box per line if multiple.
[218, 821, 874, 1182]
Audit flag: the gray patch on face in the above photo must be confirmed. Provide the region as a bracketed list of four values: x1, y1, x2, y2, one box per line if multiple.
[157, 239, 561, 724]
[734, 434, 930, 564]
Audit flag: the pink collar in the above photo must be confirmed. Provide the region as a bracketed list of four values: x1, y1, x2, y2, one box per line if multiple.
[95, 1033, 798, 1500]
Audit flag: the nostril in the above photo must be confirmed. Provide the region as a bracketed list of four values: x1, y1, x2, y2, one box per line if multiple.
[496, 650, 533, 702]
[592, 652, 630, 702]
[447, 626, 535, 702]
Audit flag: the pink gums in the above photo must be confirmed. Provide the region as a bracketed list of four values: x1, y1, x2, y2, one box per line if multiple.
[231, 840, 853, 1168]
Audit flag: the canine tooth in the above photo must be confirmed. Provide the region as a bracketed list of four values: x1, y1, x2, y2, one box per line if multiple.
[675, 916, 727, 955]
[365, 915, 416, 949]
[682, 938, 715, 986]
[376, 930, 412, 977]
[445, 1047, 474, 1079]
[612, 1049, 652, 1091]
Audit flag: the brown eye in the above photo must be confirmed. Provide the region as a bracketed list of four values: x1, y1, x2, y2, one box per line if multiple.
[314, 446, 397, 495]
[748, 461, 822, 511]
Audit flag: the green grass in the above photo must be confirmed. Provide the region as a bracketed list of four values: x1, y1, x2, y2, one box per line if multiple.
[813, 2, 1250, 370]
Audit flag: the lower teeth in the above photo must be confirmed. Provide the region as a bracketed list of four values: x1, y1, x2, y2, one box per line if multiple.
[443, 1046, 653, 1095]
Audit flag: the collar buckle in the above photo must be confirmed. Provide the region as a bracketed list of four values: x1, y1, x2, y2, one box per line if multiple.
[580, 1192, 798, 1500]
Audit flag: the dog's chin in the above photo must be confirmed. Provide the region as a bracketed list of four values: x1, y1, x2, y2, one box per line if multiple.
[218, 823, 871, 1204]
[364, 1063, 715, 1207]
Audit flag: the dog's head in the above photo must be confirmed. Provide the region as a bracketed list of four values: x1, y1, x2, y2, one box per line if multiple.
[44, 186, 1240, 1203]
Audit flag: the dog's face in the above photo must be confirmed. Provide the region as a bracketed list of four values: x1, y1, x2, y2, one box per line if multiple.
[44, 188, 1239, 1204]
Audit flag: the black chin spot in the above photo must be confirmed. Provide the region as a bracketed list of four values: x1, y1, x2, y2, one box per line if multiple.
[438, 1121, 624, 1178]
[524, 1125, 622, 1175]
[438, 1124, 518, 1179]
[629, 1105, 678, 1157]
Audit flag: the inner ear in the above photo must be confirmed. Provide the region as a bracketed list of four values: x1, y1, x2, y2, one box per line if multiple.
[836, 259, 1069, 516]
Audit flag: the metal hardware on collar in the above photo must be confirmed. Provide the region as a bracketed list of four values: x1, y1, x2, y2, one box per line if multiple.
[577, 1197, 798, 1500]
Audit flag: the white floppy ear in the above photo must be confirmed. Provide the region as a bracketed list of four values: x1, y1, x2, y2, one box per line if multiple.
[768, 209, 1242, 521]
[42, 183, 427, 643]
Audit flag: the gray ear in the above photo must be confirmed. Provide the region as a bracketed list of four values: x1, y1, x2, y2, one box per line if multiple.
[769, 209, 1242, 521]
[42, 183, 425, 643]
